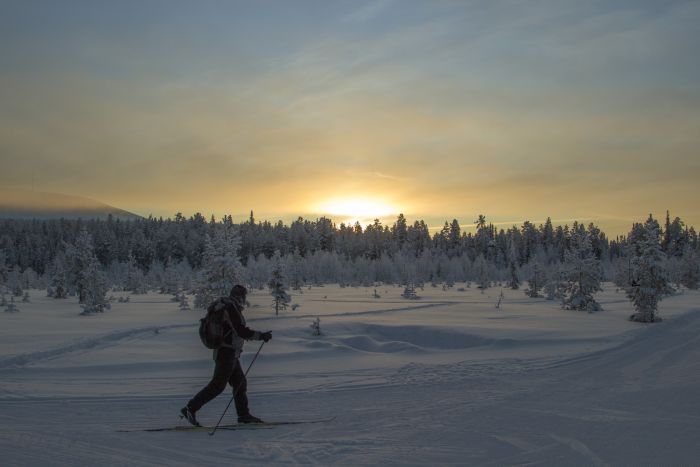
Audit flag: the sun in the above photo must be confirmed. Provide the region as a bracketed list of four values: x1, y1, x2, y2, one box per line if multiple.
[316, 197, 398, 225]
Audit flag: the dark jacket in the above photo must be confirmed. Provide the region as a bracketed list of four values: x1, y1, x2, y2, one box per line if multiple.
[219, 297, 260, 358]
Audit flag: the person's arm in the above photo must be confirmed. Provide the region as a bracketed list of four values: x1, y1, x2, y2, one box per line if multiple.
[228, 302, 271, 341]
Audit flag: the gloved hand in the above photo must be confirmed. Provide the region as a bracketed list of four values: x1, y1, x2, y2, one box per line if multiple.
[260, 331, 272, 342]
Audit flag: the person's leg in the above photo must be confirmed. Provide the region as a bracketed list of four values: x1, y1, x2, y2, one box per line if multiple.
[187, 348, 235, 412]
[228, 359, 250, 416]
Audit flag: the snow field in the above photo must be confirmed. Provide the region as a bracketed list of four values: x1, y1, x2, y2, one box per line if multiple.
[1, 284, 699, 465]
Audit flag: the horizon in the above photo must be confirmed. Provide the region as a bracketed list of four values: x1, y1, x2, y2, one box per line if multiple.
[0, 186, 689, 239]
[1, 1, 699, 239]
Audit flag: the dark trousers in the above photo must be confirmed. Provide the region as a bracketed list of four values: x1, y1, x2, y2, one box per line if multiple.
[187, 347, 249, 416]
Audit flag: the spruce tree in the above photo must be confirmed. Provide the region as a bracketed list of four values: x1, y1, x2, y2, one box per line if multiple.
[525, 261, 546, 298]
[125, 252, 147, 294]
[507, 236, 521, 290]
[5, 295, 19, 313]
[543, 263, 564, 301]
[474, 254, 490, 292]
[67, 229, 101, 304]
[268, 250, 291, 315]
[178, 292, 191, 310]
[679, 246, 699, 290]
[7, 266, 23, 297]
[561, 229, 602, 312]
[0, 249, 8, 288]
[288, 248, 304, 291]
[50, 252, 69, 299]
[161, 259, 188, 295]
[80, 256, 110, 315]
[310, 317, 321, 336]
[626, 215, 674, 322]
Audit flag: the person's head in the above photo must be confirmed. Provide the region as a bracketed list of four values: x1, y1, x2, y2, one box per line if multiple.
[229, 284, 247, 305]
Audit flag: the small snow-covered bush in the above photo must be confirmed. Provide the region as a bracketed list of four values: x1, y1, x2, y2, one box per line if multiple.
[401, 282, 420, 300]
[4, 296, 19, 313]
[310, 317, 321, 336]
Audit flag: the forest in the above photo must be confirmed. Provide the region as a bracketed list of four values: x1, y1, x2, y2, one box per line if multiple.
[1, 211, 698, 322]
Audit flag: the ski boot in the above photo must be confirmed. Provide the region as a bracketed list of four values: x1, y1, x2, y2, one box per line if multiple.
[237, 413, 264, 424]
[180, 406, 201, 427]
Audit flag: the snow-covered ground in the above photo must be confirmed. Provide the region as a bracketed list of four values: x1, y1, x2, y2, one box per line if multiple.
[1, 284, 699, 466]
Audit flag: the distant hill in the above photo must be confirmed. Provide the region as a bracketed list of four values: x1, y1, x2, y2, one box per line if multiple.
[0, 189, 141, 220]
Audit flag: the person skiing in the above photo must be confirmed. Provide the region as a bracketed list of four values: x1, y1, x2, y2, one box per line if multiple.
[181, 285, 272, 426]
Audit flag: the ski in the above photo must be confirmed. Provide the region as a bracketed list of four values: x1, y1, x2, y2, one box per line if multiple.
[117, 416, 336, 433]
[116, 423, 271, 433]
[225, 416, 337, 428]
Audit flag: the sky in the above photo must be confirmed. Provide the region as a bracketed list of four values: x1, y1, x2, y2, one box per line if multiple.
[1, 0, 699, 236]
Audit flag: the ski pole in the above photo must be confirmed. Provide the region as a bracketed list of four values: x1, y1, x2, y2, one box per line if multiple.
[210, 340, 266, 436]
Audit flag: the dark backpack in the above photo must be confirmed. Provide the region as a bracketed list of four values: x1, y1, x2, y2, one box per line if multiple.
[198, 298, 232, 349]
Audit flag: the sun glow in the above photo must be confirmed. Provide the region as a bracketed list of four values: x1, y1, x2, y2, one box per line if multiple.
[316, 197, 398, 225]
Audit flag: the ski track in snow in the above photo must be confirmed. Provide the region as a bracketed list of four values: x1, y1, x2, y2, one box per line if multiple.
[253, 299, 458, 321]
[0, 324, 192, 369]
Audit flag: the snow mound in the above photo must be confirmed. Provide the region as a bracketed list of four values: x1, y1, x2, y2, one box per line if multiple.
[336, 335, 425, 353]
[308, 324, 613, 354]
[318, 324, 492, 353]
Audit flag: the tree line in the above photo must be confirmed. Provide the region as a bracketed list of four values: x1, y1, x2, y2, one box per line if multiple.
[1, 210, 697, 275]
[0, 211, 698, 321]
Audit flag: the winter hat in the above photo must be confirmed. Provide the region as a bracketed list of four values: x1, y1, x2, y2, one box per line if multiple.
[229, 285, 247, 299]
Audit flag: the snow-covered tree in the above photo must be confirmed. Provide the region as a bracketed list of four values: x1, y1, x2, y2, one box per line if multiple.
[50, 252, 69, 299]
[67, 229, 101, 304]
[5, 295, 19, 313]
[665, 256, 683, 290]
[80, 256, 110, 315]
[474, 254, 490, 292]
[524, 261, 546, 298]
[161, 259, 193, 295]
[0, 249, 8, 289]
[626, 215, 673, 322]
[178, 293, 191, 310]
[401, 281, 420, 300]
[310, 317, 321, 336]
[145, 260, 165, 292]
[444, 257, 463, 287]
[268, 250, 291, 315]
[508, 261, 520, 290]
[161, 260, 181, 295]
[561, 229, 602, 312]
[125, 253, 148, 294]
[21, 267, 40, 290]
[194, 227, 244, 309]
[543, 263, 564, 301]
[612, 256, 632, 289]
[495, 289, 504, 309]
[679, 246, 699, 290]
[6, 266, 23, 297]
[507, 238, 520, 290]
[287, 248, 304, 291]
